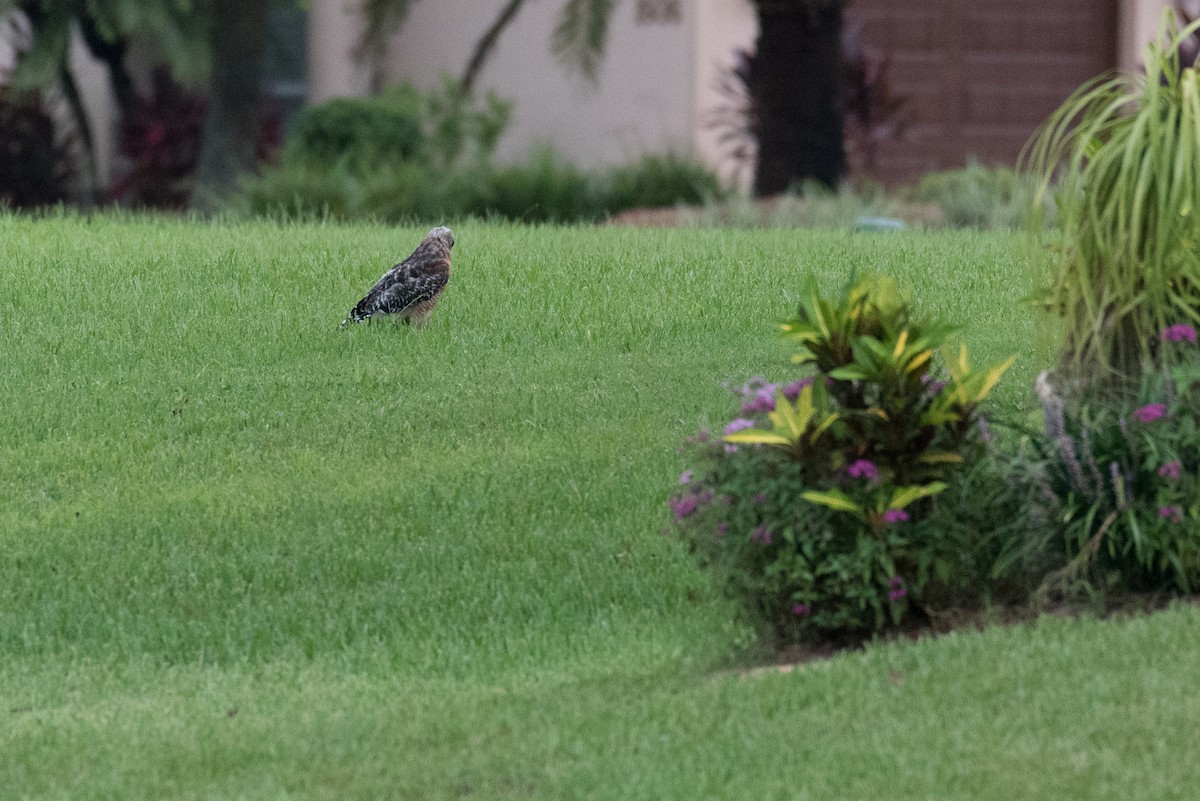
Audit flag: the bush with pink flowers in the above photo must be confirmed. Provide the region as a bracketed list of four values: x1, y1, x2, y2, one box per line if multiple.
[1035, 323, 1200, 593]
[670, 276, 1022, 640]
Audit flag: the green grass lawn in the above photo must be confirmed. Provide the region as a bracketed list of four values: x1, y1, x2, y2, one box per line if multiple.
[3, 215, 1195, 799]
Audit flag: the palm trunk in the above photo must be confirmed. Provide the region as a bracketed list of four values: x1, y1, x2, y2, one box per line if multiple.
[751, 0, 846, 195]
[193, 0, 270, 211]
[58, 65, 100, 206]
[462, 0, 530, 93]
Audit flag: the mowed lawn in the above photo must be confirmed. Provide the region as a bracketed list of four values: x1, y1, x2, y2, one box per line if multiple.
[3, 215, 1198, 800]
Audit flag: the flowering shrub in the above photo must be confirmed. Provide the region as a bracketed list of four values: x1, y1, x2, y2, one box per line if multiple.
[1036, 323, 1200, 592]
[671, 276, 1017, 639]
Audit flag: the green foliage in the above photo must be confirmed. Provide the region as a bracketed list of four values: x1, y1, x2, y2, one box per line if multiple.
[1, 0, 209, 88]
[283, 78, 513, 175]
[420, 75, 514, 168]
[242, 79, 723, 224]
[1022, 10, 1200, 390]
[284, 88, 425, 172]
[474, 145, 606, 222]
[1034, 324, 1200, 594]
[673, 276, 1018, 639]
[907, 160, 1045, 230]
[552, 0, 615, 81]
[604, 152, 723, 211]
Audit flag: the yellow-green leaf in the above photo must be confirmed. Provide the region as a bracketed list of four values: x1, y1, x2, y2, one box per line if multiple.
[919, 452, 964, 464]
[724, 430, 792, 446]
[801, 490, 863, 514]
[888, 482, 949, 509]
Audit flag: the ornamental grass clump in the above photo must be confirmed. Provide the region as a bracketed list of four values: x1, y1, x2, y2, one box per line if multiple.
[670, 276, 1017, 640]
[1022, 10, 1200, 393]
[1034, 323, 1200, 595]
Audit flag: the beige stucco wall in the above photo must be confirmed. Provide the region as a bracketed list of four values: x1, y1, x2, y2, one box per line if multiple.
[307, 0, 372, 103]
[1119, 0, 1173, 68]
[377, 0, 697, 168]
[693, 0, 757, 185]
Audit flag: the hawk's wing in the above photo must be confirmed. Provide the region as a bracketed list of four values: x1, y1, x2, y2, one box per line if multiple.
[350, 254, 450, 322]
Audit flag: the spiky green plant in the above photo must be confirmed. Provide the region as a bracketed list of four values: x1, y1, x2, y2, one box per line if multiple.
[1022, 10, 1200, 392]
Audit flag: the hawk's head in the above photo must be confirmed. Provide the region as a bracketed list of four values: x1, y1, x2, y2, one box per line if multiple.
[425, 226, 455, 250]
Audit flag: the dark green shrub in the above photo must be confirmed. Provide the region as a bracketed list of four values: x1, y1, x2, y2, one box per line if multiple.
[240, 160, 357, 220]
[358, 162, 481, 222]
[671, 276, 1019, 640]
[603, 152, 722, 212]
[284, 86, 425, 172]
[473, 146, 606, 223]
[284, 78, 513, 177]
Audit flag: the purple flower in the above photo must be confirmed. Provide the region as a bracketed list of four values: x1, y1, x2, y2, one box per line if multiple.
[888, 575, 904, 588]
[670, 495, 699, 520]
[1133, 404, 1167, 424]
[715, 522, 729, 538]
[1159, 505, 1184, 524]
[846, 459, 880, 481]
[791, 603, 811, 617]
[750, 525, 773, 545]
[883, 509, 910, 524]
[723, 418, 756, 436]
[783, 378, 814, 401]
[678, 469, 693, 485]
[751, 493, 768, 505]
[739, 393, 777, 412]
[1158, 461, 1182, 481]
[1160, 324, 1198, 344]
[887, 588, 908, 602]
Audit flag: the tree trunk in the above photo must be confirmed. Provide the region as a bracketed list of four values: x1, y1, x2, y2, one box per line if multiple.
[751, 0, 845, 195]
[461, 0, 530, 93]
[57, 65, 100, 206]
[192, 0, 270, 212]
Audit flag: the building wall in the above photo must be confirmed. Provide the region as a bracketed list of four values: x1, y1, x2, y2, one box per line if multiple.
[1120, 0, 1175, 68]
[307, 0, 371, 103]
[376, 0, 698, 168]
[693, 0, 758, 186]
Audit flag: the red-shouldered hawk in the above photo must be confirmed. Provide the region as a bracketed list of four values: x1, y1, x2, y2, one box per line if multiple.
[341, 226, 454, 328]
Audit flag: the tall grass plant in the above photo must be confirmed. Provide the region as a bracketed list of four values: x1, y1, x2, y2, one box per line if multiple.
[1022, 11, 1200, 390]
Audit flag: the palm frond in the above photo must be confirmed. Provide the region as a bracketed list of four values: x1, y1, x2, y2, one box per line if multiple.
[552, 0, 616, 82]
